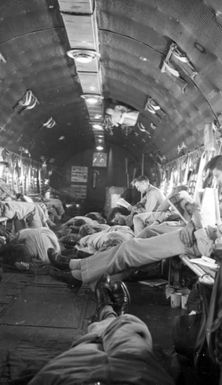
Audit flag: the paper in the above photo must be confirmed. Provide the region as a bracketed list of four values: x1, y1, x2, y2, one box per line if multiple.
[189, 257, 219, 270]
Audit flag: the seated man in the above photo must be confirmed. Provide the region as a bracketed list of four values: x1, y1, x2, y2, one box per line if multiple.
[131, 175, 166, 235]
[109, 186, 189, 234]
[137, 187, 196, 238]
[28, 276, 175, 385]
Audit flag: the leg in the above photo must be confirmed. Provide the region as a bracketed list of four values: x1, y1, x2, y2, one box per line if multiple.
[88, 305, 116, 336]
[103, 314, 153, 355]
[101, 314, 174, 385]
[133, 212, 150, 235]
[137, 222, 183, 238]
[80, 228, 188, 285]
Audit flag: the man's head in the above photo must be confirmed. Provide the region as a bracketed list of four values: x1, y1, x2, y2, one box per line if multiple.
[132, 175, 150, 193]
[108, 207, 130, 226]
[205, 155, 222, 185]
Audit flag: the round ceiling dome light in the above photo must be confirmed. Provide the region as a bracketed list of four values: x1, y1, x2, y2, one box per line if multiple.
[67, 49, 100, 64]
[81, 94, 104, 105]
[92, 123, 104, 130]
[96, 145, 104, 151]
[145, 97, 161, 114]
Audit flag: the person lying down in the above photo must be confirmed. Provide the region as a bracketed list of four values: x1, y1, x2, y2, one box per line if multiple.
[48, 190, 216, 289]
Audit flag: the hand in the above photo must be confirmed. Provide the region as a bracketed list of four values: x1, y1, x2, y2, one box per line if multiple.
[179, 221, 195, 247]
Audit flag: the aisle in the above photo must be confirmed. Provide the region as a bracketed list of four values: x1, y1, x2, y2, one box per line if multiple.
[0, 272, 181, 383]
[0, 272, 96, 383]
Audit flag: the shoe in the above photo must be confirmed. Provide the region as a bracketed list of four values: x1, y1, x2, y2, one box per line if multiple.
[111, 281, 131, 315]
[48, 248, 71, 270]
[95, 274, 113, 311]
[49, 267, 82, 288]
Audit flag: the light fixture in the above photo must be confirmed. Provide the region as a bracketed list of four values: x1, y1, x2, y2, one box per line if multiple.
[161, 61, 180, 77]
[162, 42, 197, 80]
[67, 49, 100, 64]
[43, 117, 56, 128]
[94, 114, 102, 119]
[92, 123, 104, 130]
[145, 97, 161, 114]
[150, 122, 157, 130]
[172, 47, 189, 63]
[81, 94, 104, 105]
[137, 122, 146, 132]
[58, 136, 65, 141]
[96, 145, 104, 151]
[139, 56, 147, 61]
[0, 53, 6, 63]
[14, 89, 39, 112]
[171, 44, 197, 75]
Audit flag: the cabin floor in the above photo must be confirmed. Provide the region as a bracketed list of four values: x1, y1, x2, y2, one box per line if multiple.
[0, 270, 205, 384]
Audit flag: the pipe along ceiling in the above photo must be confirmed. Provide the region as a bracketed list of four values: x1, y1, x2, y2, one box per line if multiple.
[0, 0, 222, 165]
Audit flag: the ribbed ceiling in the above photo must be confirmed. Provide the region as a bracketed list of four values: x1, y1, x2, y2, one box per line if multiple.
[98, 0, 222, 160]
[0, 0, 222, 163]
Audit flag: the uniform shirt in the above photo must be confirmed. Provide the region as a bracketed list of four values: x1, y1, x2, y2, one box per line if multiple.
[17, 227, 60, 262]
[142, 184, 166, 212]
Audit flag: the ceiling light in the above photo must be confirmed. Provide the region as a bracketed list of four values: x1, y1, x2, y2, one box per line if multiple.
[150, 122, 157, 130]
[43, 117, 56, 128]
[169, 43, 197, 78]
[137, 122, 146, 132]
[161, 61, 180, 77]
[81, 94, 104, 105]
[15, 89, 39, 112]
[67, 49, 100, 64]
[139, 56, 147, 61]
[58, 136, 65, 141]
[0, 53, 6, 63]
[172, 48, 189, 63]
[96, 145, 104, 151]
[145, 97, 161, 114]
[92, 123, 104, 130]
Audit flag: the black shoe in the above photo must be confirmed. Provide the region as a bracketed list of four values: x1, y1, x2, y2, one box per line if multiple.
[111, 281, 131, 315]
[48, 248, 71, 270]
[49, 267, 82, 288]
[95, 274, 113, 311]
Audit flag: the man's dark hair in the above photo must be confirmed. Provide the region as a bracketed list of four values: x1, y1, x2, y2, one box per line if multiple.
[131, 175, 149, 185]
[107, 206, 131, 225]
[205, 155, 222, 171]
